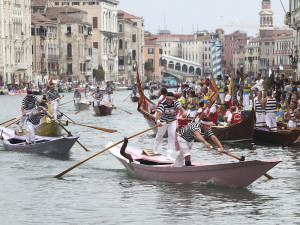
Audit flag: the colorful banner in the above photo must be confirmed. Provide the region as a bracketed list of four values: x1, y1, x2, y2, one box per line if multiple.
[209, 73, 219, 103]
[136, 65, 146, 109]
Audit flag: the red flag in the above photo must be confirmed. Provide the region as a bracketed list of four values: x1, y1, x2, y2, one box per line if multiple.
[49, 76, 53, 84]
[209, 73, 219, 103]
[136, 65, 146, 109]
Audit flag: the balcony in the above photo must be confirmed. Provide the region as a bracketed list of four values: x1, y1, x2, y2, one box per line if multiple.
[85, 55, 92, 61]
[48, 55, 60, 61]
[16, 63, 27, 70]
[118, 65, 124, 71]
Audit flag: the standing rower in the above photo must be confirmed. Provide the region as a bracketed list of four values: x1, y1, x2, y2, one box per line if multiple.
[74, 88, 81, 104]
[47, 83, 62, 119]
[92, 87, 103, 107]
[19, 90, 40, 133]
[105, 82, 114, 105]
[154, 92, 187, 159]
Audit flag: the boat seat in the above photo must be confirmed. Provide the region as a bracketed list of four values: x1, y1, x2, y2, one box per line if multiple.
[142, 148, 161, 156]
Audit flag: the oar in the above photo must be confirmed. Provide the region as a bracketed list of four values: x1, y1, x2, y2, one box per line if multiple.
[102, 100, 132, 114]
[44, 110, 90, 152]
[0, 116, 21, 126]
[60, 99, 74, 106]
[123, 93, 131, 102]
[58, 119, 117, 133]
[75, 103, 91, 114]
[5, 119, 20, 128]
[54, 117, 179, 178]
[212, 147, 275, 179]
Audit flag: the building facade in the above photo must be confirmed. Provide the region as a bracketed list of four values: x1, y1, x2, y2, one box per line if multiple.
[0, 0, 32, 86]
[244, 38, 260, 77]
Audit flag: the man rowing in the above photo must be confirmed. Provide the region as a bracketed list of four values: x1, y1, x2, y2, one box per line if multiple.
[174, 117, 224, 167]
[19, 90, 40, 133]
[105, 81, 114, 105]
[47, 83, 62, 119]
[92, 87, 103, 107]
[74, 88, 81, 104]
[154, 92, 186, 159]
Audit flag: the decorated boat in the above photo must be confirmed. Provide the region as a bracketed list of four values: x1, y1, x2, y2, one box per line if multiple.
[0, 127, 79, 155]
[131, 95, 140, 102]
[211, 109, 255, 142]
[36, 120, 63, 137]
[253, 127, 300, 145]
[74, 101, 90, 111]
[107, 142, 281, 188]
[94, 104, 113, 116]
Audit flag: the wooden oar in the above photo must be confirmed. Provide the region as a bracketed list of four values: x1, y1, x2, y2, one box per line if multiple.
[212, 147, 275, 179]
[57, 110, 76, 123]
[44, 110, 90, 152]
[54, 117, 179, 178]
[75, 103, 91, 114]
[58, 119, 117, 133]
[0, 116, 21, 126]
[60, 99, 74, 106]
[102, 100, 132, 114]
[5, 119, 20, 128]
[123, 93, 131, 102]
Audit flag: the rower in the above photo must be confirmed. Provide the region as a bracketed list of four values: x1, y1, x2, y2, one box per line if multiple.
[105, 81, 114, 105]
[174, 117, 224, 167]
[286, 101, 298, 128]
[254, 90, 265, 127]
[74, 88, 81, 104]
[19, 90, 40, 133]
[84, 84, 92, 103]
[47, 83, 62, 120]
[25, 102, 54, 144]
[199, 99, 218, 125]
[192, 101, 205, 123]
[227, 106, 242, 126]
[262, 90, 277, 130]
[154, 92, 187, 159]
[92, 87, 103, 107]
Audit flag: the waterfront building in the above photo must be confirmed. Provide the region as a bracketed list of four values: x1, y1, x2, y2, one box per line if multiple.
[244, 38, 260, 77]
[0, 0, 32, 86]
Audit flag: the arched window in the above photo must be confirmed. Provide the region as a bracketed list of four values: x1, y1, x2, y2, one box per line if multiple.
[67, 43, 72, 57]
[119, 39, 123, 49]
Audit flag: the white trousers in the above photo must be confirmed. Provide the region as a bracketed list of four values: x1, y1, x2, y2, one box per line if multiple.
[19, 109, 32, 129]
[154, 120, 176, 154]
[49, 101, 59, 119]
[94, 99, 101, 106]
[108, 94, 113, 105]
[255, 112, 266, 127]
[26, 121, 39, 144]
[74, 98, 80, 104]
[219, 93, 225, 103]
[243, 93, 250, 110]
[174, 136, 194, 167]
[86, 92, 92, 102]
[265, 113, 277, 130]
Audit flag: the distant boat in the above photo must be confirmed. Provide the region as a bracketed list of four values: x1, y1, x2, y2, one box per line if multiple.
[74, 101, 90, 111]
[0, 127, 79, 155]
[94, 104, 113, 116]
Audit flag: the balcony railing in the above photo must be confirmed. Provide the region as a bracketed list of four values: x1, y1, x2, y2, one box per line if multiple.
[16, 63, 27, 70]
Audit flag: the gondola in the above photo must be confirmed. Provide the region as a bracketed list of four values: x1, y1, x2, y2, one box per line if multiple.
[108, 142, 281, 188]
[94, 104, 113, 116]
[0, 127, 79, 155]
[253, 127, 300, 145]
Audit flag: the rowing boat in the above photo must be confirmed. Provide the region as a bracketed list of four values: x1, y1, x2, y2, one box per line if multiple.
[253, 127, 300, 145]
[94, 104, 113, 116]
[211, 109, 255, 142]
[36, 120, 63, 137]
[0, 127, 79, 155]
[74, 101, 90, 111]
[107, 142, 281, 188]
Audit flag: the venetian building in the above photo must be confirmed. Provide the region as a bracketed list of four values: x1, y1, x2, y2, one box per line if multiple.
[244, 38, 260, 77]
[117, 10, 145, 84]
[49, 0, 119, 82]
[0, 0, 32, 86]
[259, 0, 274, 38]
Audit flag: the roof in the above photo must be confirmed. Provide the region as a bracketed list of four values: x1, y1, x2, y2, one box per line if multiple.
[32, 13, 56, 25]
[45, 7, 88, 24]
[118, 10, 141, 19]
[31, 0, 48, 8]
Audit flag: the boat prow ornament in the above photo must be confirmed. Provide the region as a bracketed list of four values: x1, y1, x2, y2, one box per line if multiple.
[15, 129, 28, 136]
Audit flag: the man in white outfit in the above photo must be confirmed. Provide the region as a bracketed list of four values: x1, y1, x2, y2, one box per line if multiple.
[154, 92, 186, 159]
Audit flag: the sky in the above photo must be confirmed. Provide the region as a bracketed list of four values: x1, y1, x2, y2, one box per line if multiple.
[118, 0, 289, 37]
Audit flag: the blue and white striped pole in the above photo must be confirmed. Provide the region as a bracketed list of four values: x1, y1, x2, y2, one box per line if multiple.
[210, 40, 217, 78]
[216, 41, 222, 78]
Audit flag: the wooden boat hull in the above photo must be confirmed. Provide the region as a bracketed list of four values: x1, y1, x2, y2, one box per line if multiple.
[211, 110, 255, 142]
[253, 128, 300, 145]
[108, 143, 281, 188]
[131, 96, 140, 102]
[74, 102, 90, 111]
[94, 104, 113, 116]
[0, 127, 79, 155]
[36, 121, 62, 137]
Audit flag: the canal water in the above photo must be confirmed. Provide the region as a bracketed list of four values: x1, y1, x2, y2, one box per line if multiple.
[0, 91, 299, 224]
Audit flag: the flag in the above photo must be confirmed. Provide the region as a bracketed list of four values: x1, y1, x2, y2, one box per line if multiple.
[208, 72, 219, 103]
[136, 64, 146, 109]
[49, 76, 53, 85]
[228, 79, 232, 94]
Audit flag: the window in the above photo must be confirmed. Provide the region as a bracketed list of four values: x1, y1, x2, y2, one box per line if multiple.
[133, 22, 137, 26]
[72, 2, 79, 5]
[119, 24, 123, 33]
[67, 63, 72, 74]
[119, 56, 124, 65]
[93, 42, 98, 49]
[119, 39, 123, 49]
[132, 50, 136, 60]
[55, 2, 59, 5]
[159, 48, 162, 54]
[148, 48, 153, 54]
[67, 43, 72, 57]
[132, 34, 136, 42]
[93, 17, 98, 29]
[67, 26, 71, 34]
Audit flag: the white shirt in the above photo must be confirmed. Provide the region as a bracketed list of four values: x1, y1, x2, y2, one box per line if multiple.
[204, 105, 217, 114]
[224, 93, 231, 102]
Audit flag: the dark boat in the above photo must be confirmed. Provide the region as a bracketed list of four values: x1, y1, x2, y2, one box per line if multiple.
[253, 127, 300, 145]
[211, 109, 255, 142]
[131, 95, 140, 102]
[94, 104, 113, 116]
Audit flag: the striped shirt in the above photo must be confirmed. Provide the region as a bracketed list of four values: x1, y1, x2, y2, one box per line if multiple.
[265, 98, 276, 113]
[74, 90, 81, 98]
[27, 107, 46, 125]
[105, 85, 114, 94]
[179, 122, 214, 142]
[157, 100, 179, 122]
[94, 90, 103, 99]
[47, 90, 59, 101]
[22, 96, 38, 110]
[255, 98, 264, 113]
